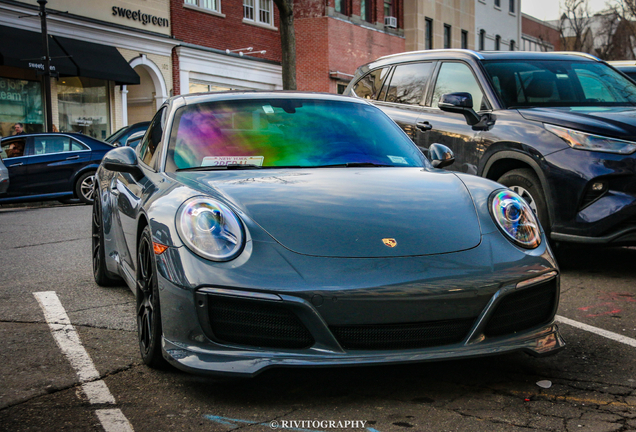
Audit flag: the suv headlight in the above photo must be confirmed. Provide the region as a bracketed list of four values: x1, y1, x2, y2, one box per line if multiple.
[490, 190, 541, 249]
[176, 197, 245, 261]
[545, 124, 636, 154]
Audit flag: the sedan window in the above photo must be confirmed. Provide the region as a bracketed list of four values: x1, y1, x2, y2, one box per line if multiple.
[1, 138, 27, 159]
[33, 136, 73, 155]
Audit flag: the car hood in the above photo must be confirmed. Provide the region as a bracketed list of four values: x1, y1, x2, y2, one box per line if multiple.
[517, 107, 636, 140]
[171, 168, 482, 258]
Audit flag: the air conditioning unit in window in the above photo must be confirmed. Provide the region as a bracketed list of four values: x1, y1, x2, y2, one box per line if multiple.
[384, 16, 397, 28]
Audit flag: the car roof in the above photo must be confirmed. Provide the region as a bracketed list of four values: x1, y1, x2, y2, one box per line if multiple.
[358, 49, 601, 71]
[170, 90, 373, 107]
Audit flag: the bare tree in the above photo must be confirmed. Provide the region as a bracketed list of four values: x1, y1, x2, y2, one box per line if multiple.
[273, 0, 297, 90]
[594, 7, 623, 59]
[559, 0, 591, 52]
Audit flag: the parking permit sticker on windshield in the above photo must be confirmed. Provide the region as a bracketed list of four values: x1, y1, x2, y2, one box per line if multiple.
[388, 155, 407, 164]
[262, 105, 275, 114]
[201, 156, 264, 167]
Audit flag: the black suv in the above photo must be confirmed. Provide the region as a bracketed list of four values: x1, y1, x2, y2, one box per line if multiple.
[345, 50, 636, 246]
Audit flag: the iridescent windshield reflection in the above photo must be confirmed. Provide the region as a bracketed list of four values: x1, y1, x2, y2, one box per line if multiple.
[166, 99, 427, 171]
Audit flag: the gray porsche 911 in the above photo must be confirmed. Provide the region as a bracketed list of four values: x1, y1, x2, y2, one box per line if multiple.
[92, 92, 564, 376]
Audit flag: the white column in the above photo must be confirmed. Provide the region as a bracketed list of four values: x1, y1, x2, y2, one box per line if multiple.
[121, 85, 128, 127]
[180, 69, 190, 96]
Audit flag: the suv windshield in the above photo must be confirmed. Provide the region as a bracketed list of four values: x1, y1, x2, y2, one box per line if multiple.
[165, 99, 427, 171]
[482, 60, 636, 108]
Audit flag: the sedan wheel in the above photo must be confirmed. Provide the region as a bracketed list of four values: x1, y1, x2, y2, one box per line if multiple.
[76, 172, 96, 204]
[136, 225, 168, 368]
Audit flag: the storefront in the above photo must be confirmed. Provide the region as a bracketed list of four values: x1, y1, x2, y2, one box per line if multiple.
[0, 0, 176, 138]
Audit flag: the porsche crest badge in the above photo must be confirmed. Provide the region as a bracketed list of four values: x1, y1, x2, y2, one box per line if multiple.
[382, 238, 397, 248]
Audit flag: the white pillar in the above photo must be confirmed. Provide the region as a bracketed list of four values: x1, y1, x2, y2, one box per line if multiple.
[180, 69, 190, 96]
[121, 85, 128, 127]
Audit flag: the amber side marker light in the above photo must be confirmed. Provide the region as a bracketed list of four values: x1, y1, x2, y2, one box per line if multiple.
[153, 242, 169, 255]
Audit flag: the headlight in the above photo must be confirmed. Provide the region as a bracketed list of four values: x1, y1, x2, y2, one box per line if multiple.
[490, 190, 541, 249]
[176, 197, 245, 261]
[545, 124, 636, 154]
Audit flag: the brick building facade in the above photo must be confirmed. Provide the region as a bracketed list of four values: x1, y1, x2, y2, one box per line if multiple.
[169, 0, 405, 95]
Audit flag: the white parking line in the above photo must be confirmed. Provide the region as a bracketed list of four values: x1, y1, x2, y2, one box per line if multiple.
[556, 315, 636, 348]
[34, 291, 134, 431]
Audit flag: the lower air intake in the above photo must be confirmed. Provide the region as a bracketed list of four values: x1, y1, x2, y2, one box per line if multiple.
[484, 279, 558, 337]
[330, 318, 475, 350]
[208, 296, 314, 349]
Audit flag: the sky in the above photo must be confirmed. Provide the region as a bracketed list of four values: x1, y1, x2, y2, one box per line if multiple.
[521, 0, 613, 21]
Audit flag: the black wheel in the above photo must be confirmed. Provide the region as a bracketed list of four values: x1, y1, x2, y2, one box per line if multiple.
[498, 168, 550, 233]
[76, 171, 96, 204]
[136, 225, 168, 369]
[92, 193, 123, 286]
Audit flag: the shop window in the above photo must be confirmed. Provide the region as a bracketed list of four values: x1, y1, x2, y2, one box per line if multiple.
[384, 62, 433, 105]
[186, 0, 221, 13]
[244, 0, 274, 26]
[0, 77, 43, 138]
[189, 82, 233, 93]
[58, 77, 110, 140]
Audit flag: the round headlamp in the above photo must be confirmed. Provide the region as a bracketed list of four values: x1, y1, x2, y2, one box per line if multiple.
[490, 190, 541, 249]
[176, 197, 245, 261]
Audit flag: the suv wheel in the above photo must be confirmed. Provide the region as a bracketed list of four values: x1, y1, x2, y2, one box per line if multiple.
[498, 168, 550, 233]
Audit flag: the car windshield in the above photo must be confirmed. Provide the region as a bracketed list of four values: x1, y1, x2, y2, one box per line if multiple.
[105, 126, 127, 143]
[482, 60, 636, 108]
[165, 98, 427, 171]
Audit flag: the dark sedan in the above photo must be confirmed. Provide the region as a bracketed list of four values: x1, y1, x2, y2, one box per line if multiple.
[106, 121, 150, 147]
[0, 133, 114, 204]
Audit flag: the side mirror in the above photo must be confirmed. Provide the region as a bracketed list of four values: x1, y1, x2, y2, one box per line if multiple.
[428, 143, 455, 168]
[438, 92, 481, 126]
[103, 146, 144, 181]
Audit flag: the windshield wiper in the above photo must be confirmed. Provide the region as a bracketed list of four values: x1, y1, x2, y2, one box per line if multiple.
[313, 162, 394, 168]
[177, 164, 261, 172]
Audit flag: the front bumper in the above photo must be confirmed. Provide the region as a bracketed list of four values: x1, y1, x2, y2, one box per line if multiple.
[154, 231, 564, 376]
[545, 148, 636, 245]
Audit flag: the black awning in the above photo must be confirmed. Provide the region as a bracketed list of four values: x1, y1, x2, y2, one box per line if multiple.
[0, 25, 77, 76]
[53, 35, 140, 85]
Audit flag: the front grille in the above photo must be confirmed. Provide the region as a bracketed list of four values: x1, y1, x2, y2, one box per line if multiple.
[484, 279, 557, 337]
[208, 296, 314, 349]
[330, 318, 475, 351]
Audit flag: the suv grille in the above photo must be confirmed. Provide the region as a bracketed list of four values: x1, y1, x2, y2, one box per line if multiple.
[208, 297, 314, 349]
[330, 318, 475, 351]
[484, 279, 557, 337]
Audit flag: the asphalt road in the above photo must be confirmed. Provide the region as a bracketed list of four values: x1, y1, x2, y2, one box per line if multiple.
[0, 204, 635, 432]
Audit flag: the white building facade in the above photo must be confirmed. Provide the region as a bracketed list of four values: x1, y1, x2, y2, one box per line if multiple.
[475, 0, 522, 51]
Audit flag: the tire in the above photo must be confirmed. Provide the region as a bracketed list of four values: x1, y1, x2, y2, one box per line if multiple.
[92, 192, 123, 287]
[136, 225, 169, 369]
[75, 171, 96, 204]
[497, 168, 550, 233]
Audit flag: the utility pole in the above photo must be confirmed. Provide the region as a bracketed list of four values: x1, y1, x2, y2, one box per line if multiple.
[38, 0, 53, 132]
